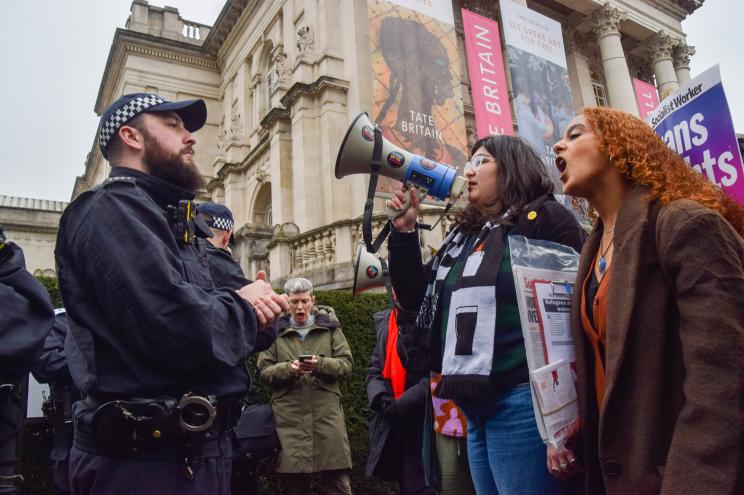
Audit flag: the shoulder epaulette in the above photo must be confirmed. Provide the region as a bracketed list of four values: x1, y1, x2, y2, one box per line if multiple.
[64, 176, 136, 210]
[87, 175, 137, 193]
[102, 176, 137, 187]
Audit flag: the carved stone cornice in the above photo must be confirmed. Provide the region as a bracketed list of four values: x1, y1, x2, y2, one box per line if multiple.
[673, 43, 696, 70]
[0, 221, 61, 235]
[591, 3, 628, 40]
[675, 0, 705, 15]
[279, 76, 350, 108]
[234, 223, 272, 242]
[125, 44, 218, 70]
[640, 0, 694, 18]
[202, 0, 252, 55]
[564, 27, 591, 55]
[260, 107, 291, 129]
[643, 31, 679, 63]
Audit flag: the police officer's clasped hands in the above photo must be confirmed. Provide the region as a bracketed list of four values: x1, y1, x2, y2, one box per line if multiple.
[237, 270, 289, 328]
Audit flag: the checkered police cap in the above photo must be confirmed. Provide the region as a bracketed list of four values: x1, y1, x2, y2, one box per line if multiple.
[197, 202, 235, 232]
[98, 93, 207, 158]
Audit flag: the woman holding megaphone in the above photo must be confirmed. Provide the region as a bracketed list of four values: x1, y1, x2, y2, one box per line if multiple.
[386, 135, 585, 494]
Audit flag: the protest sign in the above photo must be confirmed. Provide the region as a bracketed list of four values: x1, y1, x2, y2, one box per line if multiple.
[647, 65, 744, 204]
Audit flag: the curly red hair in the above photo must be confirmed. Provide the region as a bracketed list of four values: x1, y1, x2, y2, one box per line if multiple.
[582, 106, 744, 235]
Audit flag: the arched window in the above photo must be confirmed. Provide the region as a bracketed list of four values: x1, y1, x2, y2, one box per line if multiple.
[253, 182, 272, 227]
[258, 41, 274, 119]
[591, 70, 608, 107]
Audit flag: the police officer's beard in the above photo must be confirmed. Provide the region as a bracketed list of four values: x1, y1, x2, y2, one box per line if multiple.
[141, 132, 204, 192]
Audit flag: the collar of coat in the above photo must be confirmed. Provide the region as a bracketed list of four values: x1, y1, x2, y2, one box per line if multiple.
[109, 166, 195, 211]
[276, 311, 340, 334]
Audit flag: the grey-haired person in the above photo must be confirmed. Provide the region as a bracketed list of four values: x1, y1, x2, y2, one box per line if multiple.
[258, 278, 354, 494]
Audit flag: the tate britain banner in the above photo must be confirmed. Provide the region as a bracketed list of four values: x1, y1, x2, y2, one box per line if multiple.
[461, 8, 513, 139]
[367, 0, 469, 192]
[500, 0, 573, 191]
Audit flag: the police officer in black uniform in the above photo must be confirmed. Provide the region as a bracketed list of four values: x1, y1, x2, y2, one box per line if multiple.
[196, 202, 278, 494]
[55, 93, 288, 495]
[0, 226, 55, 494]
[32, 308, 82, 495]
[196, 202, 277, 353]
[197, 203, 249, 288]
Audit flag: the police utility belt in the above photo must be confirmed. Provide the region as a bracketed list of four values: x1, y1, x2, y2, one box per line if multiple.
[83, 392, 240, 453]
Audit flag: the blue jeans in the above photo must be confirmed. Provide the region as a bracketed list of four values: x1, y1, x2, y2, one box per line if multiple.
[465, 384, 582, 495]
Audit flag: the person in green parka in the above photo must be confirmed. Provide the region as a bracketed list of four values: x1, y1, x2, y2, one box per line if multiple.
[257, 277, 353, 494]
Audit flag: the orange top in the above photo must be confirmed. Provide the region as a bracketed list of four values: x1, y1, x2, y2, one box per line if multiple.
[580, 259, 612, 410]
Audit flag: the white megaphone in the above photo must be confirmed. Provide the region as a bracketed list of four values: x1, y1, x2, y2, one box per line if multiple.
[335, 112, 467, 218]
[352, 244, 387, 296]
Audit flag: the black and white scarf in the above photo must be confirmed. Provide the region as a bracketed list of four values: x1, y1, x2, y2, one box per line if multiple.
[418, 219, 509, 399]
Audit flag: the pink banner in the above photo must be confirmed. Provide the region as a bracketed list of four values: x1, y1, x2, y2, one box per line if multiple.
[461, 9, 513, 138]
[633, 78, 660, 121]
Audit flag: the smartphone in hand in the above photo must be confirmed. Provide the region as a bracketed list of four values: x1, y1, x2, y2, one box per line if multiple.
[298, 354, 313, 362]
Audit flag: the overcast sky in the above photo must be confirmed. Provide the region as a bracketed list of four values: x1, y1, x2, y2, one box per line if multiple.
[1, 0, 740, 202]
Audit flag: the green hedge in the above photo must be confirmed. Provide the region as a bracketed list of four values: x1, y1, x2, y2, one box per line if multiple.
[35, 276, 62, 307]
[24, 281, 398, 494]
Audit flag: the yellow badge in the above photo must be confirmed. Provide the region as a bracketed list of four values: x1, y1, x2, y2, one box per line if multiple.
[527, 211, 538, 220]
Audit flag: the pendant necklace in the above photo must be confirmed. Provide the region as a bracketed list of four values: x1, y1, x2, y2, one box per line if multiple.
[598, 227, 615, 277]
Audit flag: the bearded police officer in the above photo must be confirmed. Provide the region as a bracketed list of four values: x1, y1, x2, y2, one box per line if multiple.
[0, 227, 55, 494]
[55, 93, 288, 495]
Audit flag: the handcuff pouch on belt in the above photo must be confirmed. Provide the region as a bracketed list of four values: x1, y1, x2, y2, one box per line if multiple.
[89, 392, 221, 479]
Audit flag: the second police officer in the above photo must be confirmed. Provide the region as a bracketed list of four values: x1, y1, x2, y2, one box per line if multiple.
[55, 93, 288, 495]
[0, 227, 54, 494]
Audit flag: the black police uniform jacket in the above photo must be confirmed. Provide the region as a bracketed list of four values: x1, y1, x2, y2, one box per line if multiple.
[204, 242, 276, 353]
[55, 167, 259, 402]
[205, 243, 250, 289]
[32, 309, 82, 461]
[0, 241, 54, 380]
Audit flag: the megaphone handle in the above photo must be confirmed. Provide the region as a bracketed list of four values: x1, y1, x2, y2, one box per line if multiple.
[385, 186, 428, 220]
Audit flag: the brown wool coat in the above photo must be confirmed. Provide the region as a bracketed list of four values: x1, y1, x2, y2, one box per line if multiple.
[572, 186, 744, 495]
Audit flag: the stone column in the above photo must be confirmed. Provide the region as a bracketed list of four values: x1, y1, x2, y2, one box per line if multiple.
[591, 3, 638, 115]
[564, 28, 596, 111]
[673, 43, 696, 85]
[645, 31, 679, 99]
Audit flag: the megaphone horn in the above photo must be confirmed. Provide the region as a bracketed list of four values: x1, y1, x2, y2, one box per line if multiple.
[352, 244, 387, 296]
[335, 112, 467, 205]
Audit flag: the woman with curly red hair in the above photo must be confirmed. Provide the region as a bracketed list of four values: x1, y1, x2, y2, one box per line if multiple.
[549, 106, 744, 494]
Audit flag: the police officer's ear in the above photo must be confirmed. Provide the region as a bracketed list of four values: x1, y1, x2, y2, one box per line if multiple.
[118, 124, 146, 153]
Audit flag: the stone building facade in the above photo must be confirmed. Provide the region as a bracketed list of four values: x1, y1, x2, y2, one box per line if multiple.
[0, 195, 68, 276]
[72, 0, 704, 288]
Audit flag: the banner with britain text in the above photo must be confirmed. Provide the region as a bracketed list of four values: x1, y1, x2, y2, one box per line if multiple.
[461, 9, 513, 139]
